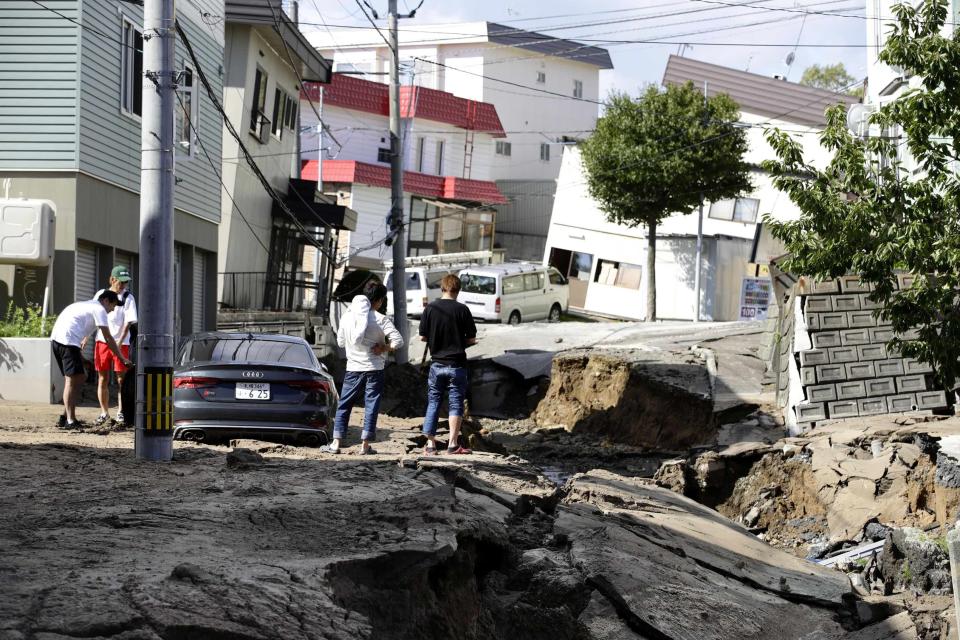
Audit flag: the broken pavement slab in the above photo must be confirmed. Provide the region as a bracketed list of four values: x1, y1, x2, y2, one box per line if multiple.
[562, 470, 852, 606]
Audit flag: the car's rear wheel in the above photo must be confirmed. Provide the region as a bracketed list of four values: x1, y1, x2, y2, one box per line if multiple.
[548, 304, 562, 323]
[508, 311, 521, 325]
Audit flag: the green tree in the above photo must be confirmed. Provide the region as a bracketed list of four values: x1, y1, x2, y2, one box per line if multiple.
[579, 84, 752, 320]
[800, 62, 861, 96]
[763, 0, 960, 385]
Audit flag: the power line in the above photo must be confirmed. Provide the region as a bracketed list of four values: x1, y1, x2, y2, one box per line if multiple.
[175, 92, 272, 256]
[174, 19, 340, 266]
[353, 0, 393, 50]
[30, 0, 140, 50]
[299, 0, 859, 48]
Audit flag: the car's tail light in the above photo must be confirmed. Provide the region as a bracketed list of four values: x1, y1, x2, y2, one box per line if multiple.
[174, 376, 217, 389]
[495, 297, 501, 313]
[286, 379, 331, 394]
[307, 417, 327, 429]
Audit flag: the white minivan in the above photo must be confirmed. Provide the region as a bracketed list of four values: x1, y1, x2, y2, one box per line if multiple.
[457, 263, 569, 324]
[385, 267, 448, 317]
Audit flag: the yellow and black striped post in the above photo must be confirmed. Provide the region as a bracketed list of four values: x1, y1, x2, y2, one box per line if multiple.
[142, 366, 174, 433]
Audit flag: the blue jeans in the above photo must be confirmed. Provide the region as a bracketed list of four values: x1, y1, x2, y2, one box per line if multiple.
[422, 363, 468, 437]
[333, 370, 385, 441]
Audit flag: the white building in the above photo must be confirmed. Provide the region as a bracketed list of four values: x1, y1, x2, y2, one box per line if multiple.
[219, 2, 360, 314]
[544, 56, 859, 322]
[300, 73, 508, 271]
[306, 22, 612, 260]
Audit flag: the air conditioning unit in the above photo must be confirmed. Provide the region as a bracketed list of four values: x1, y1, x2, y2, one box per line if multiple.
[0, 198, 56, 266]
[258, 113, 271, 144]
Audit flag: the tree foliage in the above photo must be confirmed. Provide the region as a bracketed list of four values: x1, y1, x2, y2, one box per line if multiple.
[579, 83, 752, 320]
[799, 62, 860, 95]
[763, 0, 960, 385]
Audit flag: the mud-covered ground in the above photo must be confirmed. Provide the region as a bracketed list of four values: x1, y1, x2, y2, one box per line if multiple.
[0, 401, 913, 640]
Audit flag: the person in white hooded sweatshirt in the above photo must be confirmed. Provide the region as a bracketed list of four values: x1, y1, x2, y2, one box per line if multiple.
[322, 281, 403, 455]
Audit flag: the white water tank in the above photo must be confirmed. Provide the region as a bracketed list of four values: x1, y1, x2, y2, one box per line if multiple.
[0, 198, 56, 266]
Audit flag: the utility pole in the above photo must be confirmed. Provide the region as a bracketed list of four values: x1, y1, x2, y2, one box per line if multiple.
[388, 0, 409, 363]
[135, 0, 176, 461]
[292, 1, 302, 180]
[693, 80, 707, 323]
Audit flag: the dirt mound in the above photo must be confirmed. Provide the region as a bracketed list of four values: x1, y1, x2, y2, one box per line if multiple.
[533, 349, 714, 450]
[716, 452, 829, 548]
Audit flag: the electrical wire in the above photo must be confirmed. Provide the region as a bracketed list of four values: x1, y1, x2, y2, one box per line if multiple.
[353, 0, 393, 51]
[174, 19, 340, 265]
[31, 0, 140, 50]
[175, 91, 272, 256]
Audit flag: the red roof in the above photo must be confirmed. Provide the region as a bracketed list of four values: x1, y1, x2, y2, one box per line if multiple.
[302, 74, 506, 137]
[301, 160, 508, 205]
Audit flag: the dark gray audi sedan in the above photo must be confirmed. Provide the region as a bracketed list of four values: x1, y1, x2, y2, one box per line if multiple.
[173, 332, 337, 446]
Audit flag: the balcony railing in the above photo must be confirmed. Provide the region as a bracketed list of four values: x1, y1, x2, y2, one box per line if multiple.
[219, 271, 324, 313]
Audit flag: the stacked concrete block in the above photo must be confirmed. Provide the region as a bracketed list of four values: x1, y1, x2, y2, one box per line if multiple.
[794, 276, 949, 423]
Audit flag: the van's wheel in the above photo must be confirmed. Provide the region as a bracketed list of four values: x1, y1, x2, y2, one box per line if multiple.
[508, 311, 521, 325]
[548, 304, 562, 323]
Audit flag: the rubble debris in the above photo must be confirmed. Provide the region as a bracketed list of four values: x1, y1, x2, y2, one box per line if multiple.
[534, 348, 714, 450]
[845, 611, 918, 640]
[2, 441, 863, 640]
[225, 447, 264, 468]
[880, 528, 952, 595]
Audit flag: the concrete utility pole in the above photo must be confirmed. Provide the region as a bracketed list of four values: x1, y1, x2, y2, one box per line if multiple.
[388, 0, 409, 364]
[693, 80, 707, 323]
[135, 0, 176, 461]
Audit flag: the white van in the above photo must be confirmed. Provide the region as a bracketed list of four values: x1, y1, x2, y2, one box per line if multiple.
[457, 263, 569, 324]
[385, 267, 448, 317]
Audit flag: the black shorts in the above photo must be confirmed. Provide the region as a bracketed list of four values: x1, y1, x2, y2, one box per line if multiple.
[52, 341, 85, 377]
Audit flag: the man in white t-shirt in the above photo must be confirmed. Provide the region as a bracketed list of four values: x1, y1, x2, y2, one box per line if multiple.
[50, 290, 131, 429]
[83, 265, 138, 426]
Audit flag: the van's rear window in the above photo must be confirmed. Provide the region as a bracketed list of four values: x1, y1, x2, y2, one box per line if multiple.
[461, 274, 496, 295]
[386, 272, 422, 289]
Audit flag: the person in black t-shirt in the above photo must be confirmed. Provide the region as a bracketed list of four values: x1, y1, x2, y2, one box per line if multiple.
[418, 274, 477, 455]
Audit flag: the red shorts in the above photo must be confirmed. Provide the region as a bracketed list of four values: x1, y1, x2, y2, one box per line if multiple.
[94, 342, 130, 373]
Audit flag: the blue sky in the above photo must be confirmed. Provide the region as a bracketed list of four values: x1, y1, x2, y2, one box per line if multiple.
[296, 0, 871, 98]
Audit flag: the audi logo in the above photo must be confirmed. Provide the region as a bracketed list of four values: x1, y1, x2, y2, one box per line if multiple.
[242, 371, 265, 378]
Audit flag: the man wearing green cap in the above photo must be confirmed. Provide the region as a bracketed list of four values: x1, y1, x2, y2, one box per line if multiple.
[82, 265, 138, 426]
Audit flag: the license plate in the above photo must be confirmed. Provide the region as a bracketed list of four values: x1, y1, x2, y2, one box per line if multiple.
[235, 382, 270, 400]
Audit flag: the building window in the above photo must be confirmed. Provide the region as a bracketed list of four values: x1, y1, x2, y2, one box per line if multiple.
[175, 66, 198, 157]
[249, 67, 269, 141]
[120, 19, 143, 116]
[416, 137, 425, 171]
[594, 259, 642, 289]
[271, 87, 287, 139]
[540, 143, 551, 162]
[709, 197, 760, 223]
[378, 147, 391, 163]
[536, 71, 546, 84]
[436, 140, 444, 175]
[573, 80, 583, 99]
[285, 95, 297, 131]
[495, 141, 512, 156]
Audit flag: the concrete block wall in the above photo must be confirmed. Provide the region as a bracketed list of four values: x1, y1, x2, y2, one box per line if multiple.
[794, 276, 948, 424]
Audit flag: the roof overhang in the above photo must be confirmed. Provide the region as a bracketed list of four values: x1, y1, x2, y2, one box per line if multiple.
[225, 1, 332, 82]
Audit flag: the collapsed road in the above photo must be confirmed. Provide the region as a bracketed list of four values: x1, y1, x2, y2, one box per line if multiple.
[1, 428, 857, 640]
[2, 320, 954, 638]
